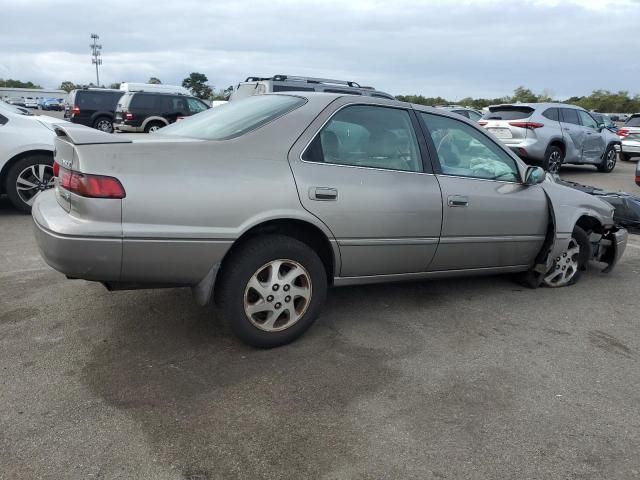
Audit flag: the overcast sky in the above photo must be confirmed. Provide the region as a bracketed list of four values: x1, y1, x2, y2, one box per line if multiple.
[1, 0, 638, 99]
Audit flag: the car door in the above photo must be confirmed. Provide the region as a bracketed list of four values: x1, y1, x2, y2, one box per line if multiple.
[577, 110, 606, 163]
[559, 108, 586, 162]
[288, 99, 443, 277]
[418, 111, 548, 271]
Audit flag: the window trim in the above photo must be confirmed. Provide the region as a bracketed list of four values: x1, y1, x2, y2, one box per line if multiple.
[299, 102, 432, 175]
[416, 110, 525, 184]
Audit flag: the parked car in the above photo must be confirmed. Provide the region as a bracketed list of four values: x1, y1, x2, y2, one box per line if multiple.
[436, 105, 483, 122]
[636, 160, 640, 186]
[229, 74, 395, 101]
[479, 103, 620, 173]
[34, 93, 627, 347]
[39, 98, 63, 111]
[5, 97, 26, 107]
[617, 113, 640, 162]
[23, 97, 38, 109]
[113, 83, 209, 133]
[591, 112, 618, 133]
[64, 88, 124, 133]
[0, 101, 66, 211]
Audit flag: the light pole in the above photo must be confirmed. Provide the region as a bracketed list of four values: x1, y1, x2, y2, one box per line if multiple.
[90, 33, 102, 87]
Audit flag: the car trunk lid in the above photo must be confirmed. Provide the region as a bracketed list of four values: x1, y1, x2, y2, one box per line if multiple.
[480, 105, 535, 144]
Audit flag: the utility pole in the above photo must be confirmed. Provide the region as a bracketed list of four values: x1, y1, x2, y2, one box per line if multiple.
[90, 33, 102, 87]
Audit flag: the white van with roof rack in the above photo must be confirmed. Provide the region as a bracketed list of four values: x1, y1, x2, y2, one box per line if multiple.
[229, 74, 394, 101]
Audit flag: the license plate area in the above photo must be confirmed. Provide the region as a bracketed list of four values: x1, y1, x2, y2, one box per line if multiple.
[488, 128, 513, 139]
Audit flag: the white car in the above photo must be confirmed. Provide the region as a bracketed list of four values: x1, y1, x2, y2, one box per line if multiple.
[24, 97, 39, 109]
[0, 101, 66, 212]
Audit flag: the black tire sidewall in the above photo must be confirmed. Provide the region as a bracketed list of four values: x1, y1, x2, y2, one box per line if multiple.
[598, 146, 616, 172]
[567, 225, 591, 286]
[144, 122, 164, 133]
[93, 116, 113, 133]
[543, 145, 563, 173]
[5, 154, 53, 213]
[218, 235, 328, 348]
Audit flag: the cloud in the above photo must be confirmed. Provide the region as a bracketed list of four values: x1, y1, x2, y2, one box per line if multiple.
[0, 0, 639, 98]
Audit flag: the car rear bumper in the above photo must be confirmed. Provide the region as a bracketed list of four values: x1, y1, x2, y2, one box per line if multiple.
[32, 190, 122, 281]
[620, 141, 640, 154]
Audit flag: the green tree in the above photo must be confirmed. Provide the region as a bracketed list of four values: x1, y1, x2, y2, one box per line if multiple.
[182, 72, 213, 99]
[58, 81, 76, 92]
[148, 77, 162, 84]
[510, 86, 538, 103]
[0, 78, 42, 88]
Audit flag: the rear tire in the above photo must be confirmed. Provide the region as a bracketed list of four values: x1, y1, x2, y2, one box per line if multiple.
[5, 154, 54, 213]
[597, 146, 617, 172]
[543, 145, 564, 173]
[217, 235, 327, 348]
[93, 116, 113, 133]
[144, 121, 165, 133]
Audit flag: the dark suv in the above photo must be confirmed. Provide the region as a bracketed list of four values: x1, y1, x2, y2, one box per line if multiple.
[114, 92, 209, 133]
[64, 89, 124, 133]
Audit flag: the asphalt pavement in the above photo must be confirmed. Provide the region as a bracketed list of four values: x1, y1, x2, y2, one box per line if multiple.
[1, 154, 639, 479]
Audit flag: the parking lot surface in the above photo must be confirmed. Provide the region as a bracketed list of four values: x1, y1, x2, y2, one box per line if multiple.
[1, 160, 639, 479]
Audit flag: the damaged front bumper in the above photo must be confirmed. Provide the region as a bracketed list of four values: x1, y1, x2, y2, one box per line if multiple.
[591, 227, 628, 273]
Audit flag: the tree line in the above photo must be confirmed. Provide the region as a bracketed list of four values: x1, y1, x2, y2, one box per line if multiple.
[396, 86, 640, 113]
[3, 77, 640, 112]
[55, 73, 232, 101]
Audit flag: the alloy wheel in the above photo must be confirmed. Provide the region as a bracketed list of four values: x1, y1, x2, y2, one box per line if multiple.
[547, 151, 562, 173]
[606, 149, 616, 170]
[148, 125, 161, 133]
[96, 119, 112, 132]
[243, 259, 312, 332]
[543, 238, 580, 287]
[16, 164, 54, 206]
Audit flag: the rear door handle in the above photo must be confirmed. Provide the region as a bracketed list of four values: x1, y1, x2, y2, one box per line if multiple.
[447, 195, 469, 207]
[309, 187, 338, 201]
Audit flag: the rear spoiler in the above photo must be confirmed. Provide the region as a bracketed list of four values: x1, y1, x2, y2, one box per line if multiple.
[53, 123, 132, 145]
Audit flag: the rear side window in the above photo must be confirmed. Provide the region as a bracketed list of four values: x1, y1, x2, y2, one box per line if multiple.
[483, 106, 534, 120]
[451, 110, 470, 119]
[542, 108, 559, 121]
[76, 91, 121, 109]
[302, 105, 422, 173]
[560, 108, 580, 125]
[131, 94, 156, 109]
[272, 85, 315, 92]
[626, 115, 640, 127]
[159, 94, 306, 140]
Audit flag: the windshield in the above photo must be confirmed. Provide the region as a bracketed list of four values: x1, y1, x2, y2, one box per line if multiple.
[625, 115, 640, 127]
[482, 106, 534, 120]
[159, 94, 306, 140]
[229, 83, 266, 101]
[0, 101, 34, 116]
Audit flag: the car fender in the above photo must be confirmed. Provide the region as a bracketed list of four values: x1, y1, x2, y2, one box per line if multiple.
[1, 143, 54, 176]
[141, 116, 169, 129]
[536, 179, 616, 273]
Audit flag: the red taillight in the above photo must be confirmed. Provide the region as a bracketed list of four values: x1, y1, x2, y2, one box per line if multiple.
[52, 161, 60, 177]
[58, 167, 126, 199]
[124, 111, 133, 120]
[478, 120, 488, 126]
[617, 128, 629, 138]
[508, 121, 544, 130]
[71, 106, 80, 117]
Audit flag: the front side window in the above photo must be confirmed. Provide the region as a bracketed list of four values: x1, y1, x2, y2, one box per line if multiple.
[159, 94, 306, 140]
[186, 97, 207, 114]
[421, 112, 520, 182]
[577, 110, 598, 129]
[302, 105, 422, 173]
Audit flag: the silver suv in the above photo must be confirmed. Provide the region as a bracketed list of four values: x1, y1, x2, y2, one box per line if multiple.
[618, 113, 640, 162]
[480, 103, 621, 173]
[229, 74, 394, 101]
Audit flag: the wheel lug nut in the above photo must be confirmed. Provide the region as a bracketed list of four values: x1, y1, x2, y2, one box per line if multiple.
[274, 303, 281, 309]
[556, 257, 560, 262]
[285, 296, 291, 302]
[563, 253, 567, 257]
[272, 284, 279, 291]
[283, 285, 290, 292]
[267, 295, 274, 302]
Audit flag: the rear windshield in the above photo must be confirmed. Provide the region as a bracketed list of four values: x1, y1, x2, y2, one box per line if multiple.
[230, 83, 266, 101]
[482, 106, 534, 120]
[159, 94, 306, 140]
[625, 115, 640, 127]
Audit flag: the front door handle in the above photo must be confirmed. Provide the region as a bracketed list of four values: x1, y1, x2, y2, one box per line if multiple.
[447, 195, 469, 207]
[309, 187, 338, 201]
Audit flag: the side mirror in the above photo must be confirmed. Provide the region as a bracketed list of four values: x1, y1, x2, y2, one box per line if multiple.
[524, 166, 546, 185]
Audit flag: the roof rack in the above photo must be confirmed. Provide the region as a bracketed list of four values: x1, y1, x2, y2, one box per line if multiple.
[243, 74, 362, 88]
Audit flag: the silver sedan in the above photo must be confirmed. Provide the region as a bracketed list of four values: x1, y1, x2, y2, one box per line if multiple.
[33, 93, 628, 347]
